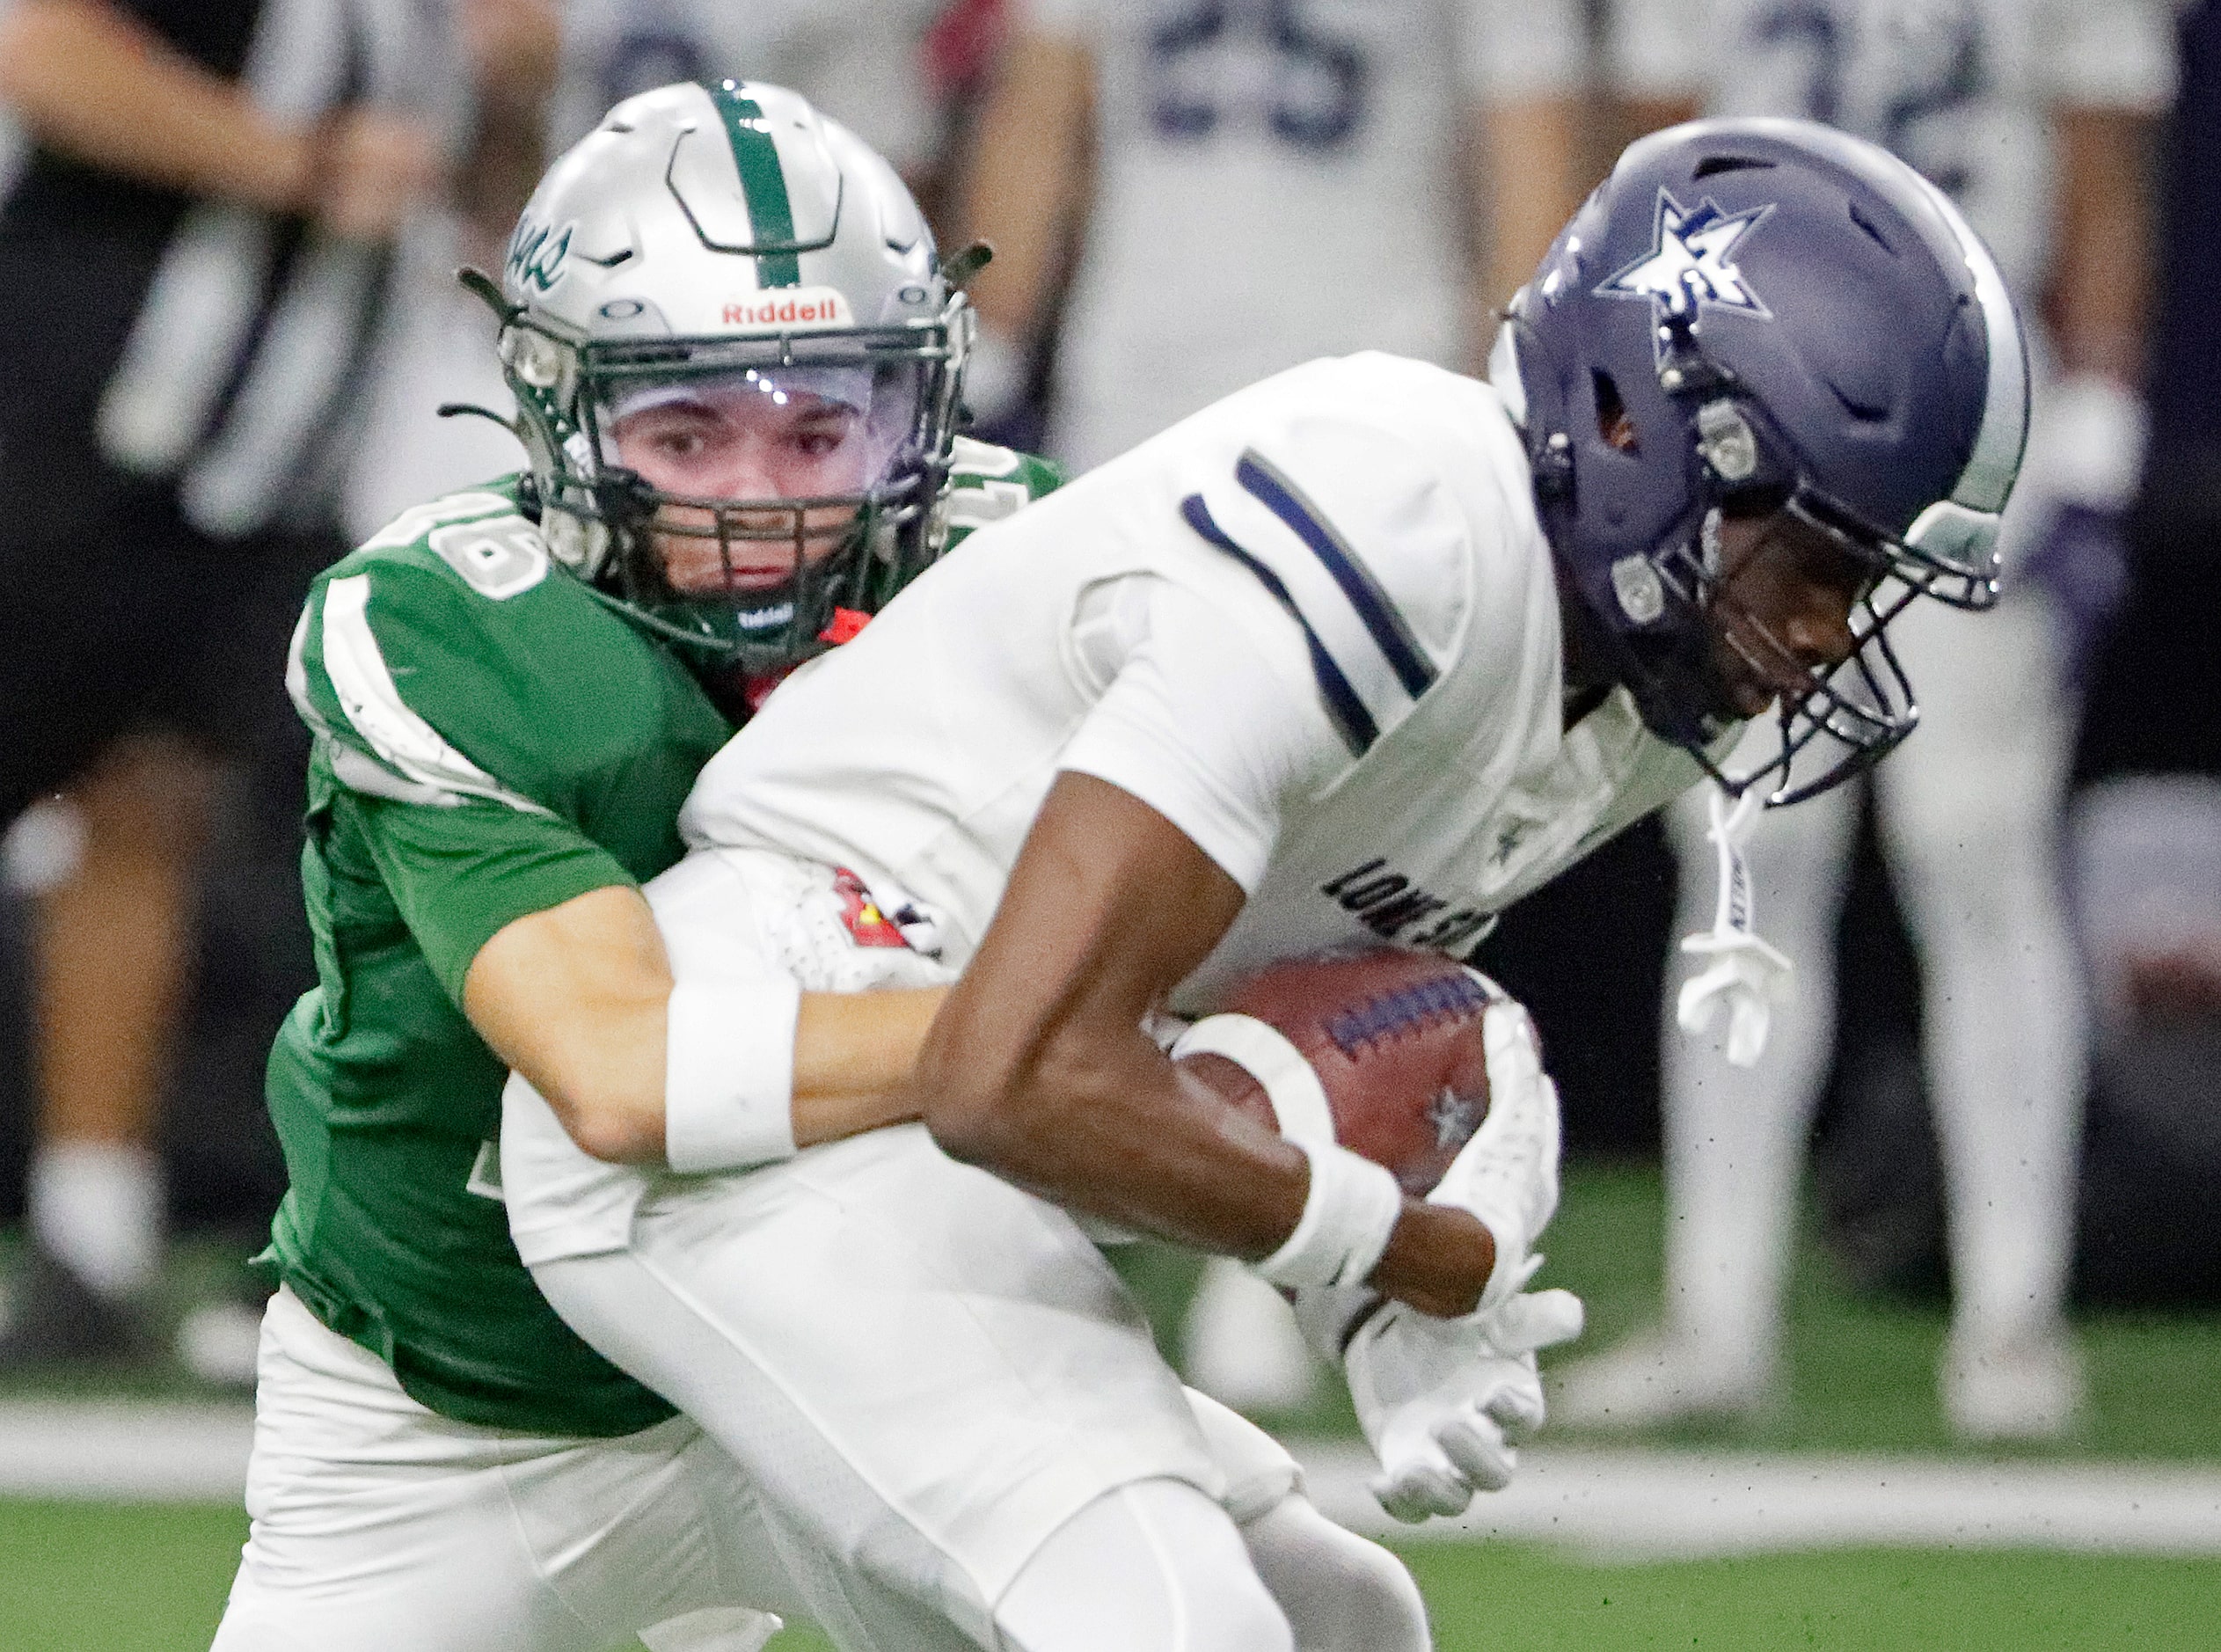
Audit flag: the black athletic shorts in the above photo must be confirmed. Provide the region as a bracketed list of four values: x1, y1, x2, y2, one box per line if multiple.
[0, 425, 339, 827]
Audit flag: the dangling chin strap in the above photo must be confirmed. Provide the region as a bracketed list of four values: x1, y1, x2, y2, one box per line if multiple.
[1675, 784, 1795, 1067]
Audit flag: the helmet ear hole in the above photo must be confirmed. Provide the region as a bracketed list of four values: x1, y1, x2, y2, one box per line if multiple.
[1593, 371, 1640, 454]
[1692, 152, 1774, 180]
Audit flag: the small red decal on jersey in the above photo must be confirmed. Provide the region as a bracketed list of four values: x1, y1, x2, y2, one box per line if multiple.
[820, 607, 871, 645]
[833, 867, 909, 948]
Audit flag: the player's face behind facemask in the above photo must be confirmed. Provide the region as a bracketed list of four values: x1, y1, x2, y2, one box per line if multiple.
[1501, 118, 2027, 808]
[1698, 504, 1873, 720]
[1647, 486, 1920, 805]
[598, 361, 918, 603]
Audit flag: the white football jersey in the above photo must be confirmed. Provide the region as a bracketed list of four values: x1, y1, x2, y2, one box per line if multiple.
[1023, 0, 1588, 471]
[1606, 0, 2176, 300]
[681, 354, 1713, 1010]
[552, 0, 952, 174]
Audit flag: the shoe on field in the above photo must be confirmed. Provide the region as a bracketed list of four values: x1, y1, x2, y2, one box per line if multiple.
[1552, 1329, 1776, 1431]
[1941, 1328, 2083, 1444]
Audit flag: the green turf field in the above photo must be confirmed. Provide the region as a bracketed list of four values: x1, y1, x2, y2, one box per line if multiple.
[5, 1500, 2217, 1652]
[6, 1163, 2218, 1649]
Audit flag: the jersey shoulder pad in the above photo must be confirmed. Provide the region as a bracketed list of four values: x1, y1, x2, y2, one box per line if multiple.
[340, 476, 551, 596]
[1174, 409, 1479, 758]
[296, 481, 704, 815]
[939, 436, 1063, 546]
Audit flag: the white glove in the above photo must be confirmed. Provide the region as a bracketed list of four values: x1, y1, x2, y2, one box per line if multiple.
[1676, 786, 1794, 1068]
[1346, 1286, 1585, 1523]
[1427, 991, 1561, 1312]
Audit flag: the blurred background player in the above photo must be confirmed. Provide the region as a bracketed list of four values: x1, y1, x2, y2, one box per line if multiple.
[351, 0, 977, 534]
[1558, 0, 2176, 1441]
[953, 0, 1596, 1411]
[956, 0, 1592, 470]
[0, 0, 557, 1378]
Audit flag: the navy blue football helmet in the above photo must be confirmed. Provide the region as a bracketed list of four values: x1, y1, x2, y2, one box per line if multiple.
[1494, 118, 2028, 804]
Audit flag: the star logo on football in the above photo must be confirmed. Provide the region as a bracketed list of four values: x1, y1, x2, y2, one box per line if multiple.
[1596, 189, 1774, 328]
[1428, 1085, 1484, 1152]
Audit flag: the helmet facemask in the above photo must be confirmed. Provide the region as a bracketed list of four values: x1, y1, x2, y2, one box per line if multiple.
[506, 303, 968, 676]
[486, 78, 978, 685]
[1565, 308, 2005, 808]
[587, 336, 949, 672]
[1645, 492, 1921, 807]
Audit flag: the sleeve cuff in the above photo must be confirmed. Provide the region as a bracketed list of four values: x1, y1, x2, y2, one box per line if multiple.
[663, 972, 802, 1173]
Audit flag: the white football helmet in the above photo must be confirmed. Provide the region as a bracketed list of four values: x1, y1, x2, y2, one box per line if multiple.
[489, 79, 971, 670]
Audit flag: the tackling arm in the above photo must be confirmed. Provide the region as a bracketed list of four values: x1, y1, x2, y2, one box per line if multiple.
[465, 885, 943, 1166]
[913, 772, 1500, 1319]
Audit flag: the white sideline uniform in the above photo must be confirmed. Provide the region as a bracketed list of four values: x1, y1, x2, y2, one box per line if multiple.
[1023, 0, 1586, 471]
[549, 0, 954, 172]
[499, 353, 1720, 1638]
[1600, 0, 2176, 1380]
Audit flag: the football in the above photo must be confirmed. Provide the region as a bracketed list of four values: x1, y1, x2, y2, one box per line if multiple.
[1176, 947, 1496, 1195]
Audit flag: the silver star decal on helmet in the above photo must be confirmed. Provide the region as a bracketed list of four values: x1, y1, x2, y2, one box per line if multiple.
[1596, 190, 1775, 325]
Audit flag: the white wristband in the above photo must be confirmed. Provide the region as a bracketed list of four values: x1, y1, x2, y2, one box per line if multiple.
[1169, 1012, 1405, 1289]
[1168, 1013, 1334, 1146]
[1256, 1141, 1405, 1290]
[663, 973, 801, 1173]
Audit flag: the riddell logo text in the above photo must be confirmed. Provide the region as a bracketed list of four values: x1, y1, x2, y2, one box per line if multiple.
[723, 289, 852, 326]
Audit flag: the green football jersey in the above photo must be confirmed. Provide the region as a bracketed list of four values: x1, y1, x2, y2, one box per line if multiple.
[263, 441, 1059, 1438]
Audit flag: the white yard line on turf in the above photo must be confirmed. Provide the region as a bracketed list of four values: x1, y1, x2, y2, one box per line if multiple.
[7, 1400, 2221, 1563]
[1290, 1440, 2221, 1561]
[0, 1400, 255, 1502]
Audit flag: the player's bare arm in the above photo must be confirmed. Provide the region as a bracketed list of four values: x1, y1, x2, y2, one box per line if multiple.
[0, 0, 442, 236]
[466, 885, 943, 1166]
[452, 0, 561, 259]
[0, 0, 324, 210]
[915, 771, 1499, 1320]
[952, 23, 1093, 411]
[1468, 92, 1588, 333]
[2056, 103, 2156, 384]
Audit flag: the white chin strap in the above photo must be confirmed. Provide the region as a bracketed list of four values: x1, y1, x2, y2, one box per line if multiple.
[1676, 785, 1796, 1068]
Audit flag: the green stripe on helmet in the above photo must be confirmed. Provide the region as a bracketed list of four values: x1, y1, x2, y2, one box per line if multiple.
[706, 80, 801, 289]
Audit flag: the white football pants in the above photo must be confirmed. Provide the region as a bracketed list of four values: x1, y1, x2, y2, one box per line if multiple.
[1661, 589, 2086, 1366]
[528, 1123, 1433, 1652]
[209, 1287, 1428, 1652]
[208, 1286, 805, 1652]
